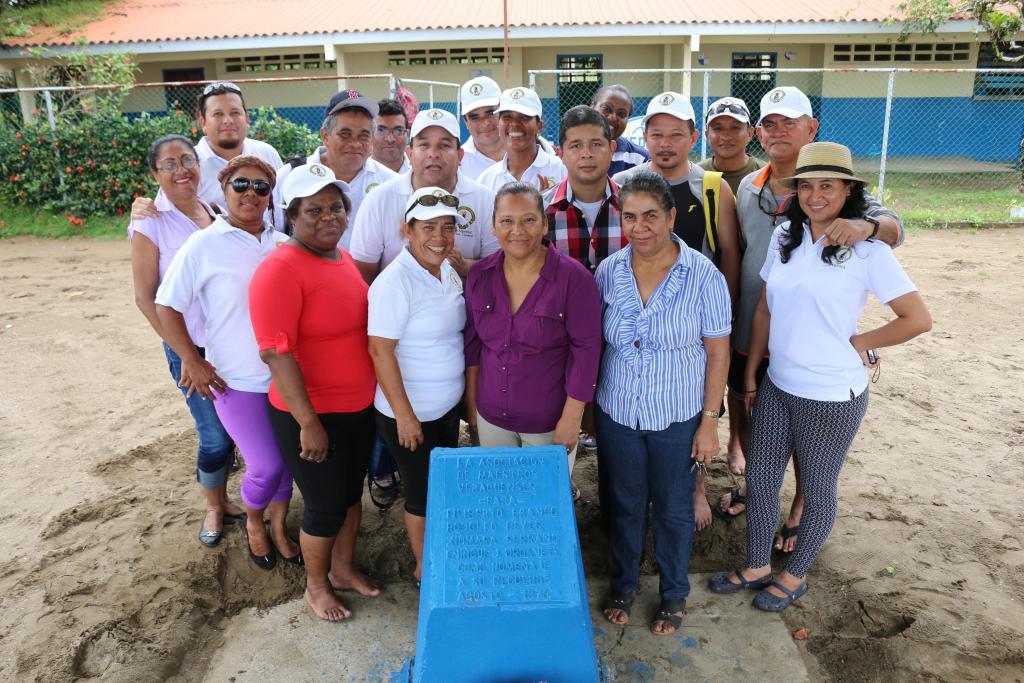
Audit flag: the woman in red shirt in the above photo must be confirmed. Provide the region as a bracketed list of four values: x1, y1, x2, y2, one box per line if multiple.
[249, 163, 380, 622]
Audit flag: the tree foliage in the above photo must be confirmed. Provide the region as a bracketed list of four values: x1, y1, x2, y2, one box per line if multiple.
[897, 0, 1023, 59]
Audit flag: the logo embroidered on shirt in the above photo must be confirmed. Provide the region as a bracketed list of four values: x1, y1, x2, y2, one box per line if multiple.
[830, 246, 854, 267]
[457, 205, 476, 228]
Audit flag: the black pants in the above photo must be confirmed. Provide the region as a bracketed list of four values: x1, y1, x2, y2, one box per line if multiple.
[375, 406, 460, 517]
[268, 405, 374, 537]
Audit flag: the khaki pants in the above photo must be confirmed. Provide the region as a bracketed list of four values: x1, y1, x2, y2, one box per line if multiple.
[476, 411, 578, 475]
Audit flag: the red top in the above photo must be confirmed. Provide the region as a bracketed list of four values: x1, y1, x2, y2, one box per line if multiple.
[249, 244, 375, 413]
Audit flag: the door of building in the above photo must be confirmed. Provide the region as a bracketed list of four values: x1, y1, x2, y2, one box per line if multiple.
[730, 53, 776, 156]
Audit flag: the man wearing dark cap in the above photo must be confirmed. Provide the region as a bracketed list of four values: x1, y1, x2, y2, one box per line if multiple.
[274, 89, 397, 247]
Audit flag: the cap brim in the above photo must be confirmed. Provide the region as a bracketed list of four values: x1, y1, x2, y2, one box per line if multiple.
[706, 112, 750, 125]
[283, 179, 351, 205]
[462, 96, 500, 113]
[405, 205, 465, 223]
[329, 96, 380, 118]
[757, 107, 810, 125]
[497, 103, 541, 118]
[642, 110, 694, 126]
[409, 122, 461, 140]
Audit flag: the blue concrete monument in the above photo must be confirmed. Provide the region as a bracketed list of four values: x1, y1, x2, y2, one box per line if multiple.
[409, 446, 601, 682]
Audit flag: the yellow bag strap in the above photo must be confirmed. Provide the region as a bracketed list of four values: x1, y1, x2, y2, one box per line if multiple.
[702, 170, 722, 255]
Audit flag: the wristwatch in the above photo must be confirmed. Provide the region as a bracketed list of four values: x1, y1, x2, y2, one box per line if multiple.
[701, 409, 721, 419]
[865, 216, 880, 240]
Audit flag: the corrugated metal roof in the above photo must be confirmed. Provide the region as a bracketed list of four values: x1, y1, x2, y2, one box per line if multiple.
[7, 0, 905, 47]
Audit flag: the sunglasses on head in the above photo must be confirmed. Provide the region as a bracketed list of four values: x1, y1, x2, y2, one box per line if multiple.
[202, 81, 242, 96]
[707, 102, 750, 121]
[406, 193, 459, 217]
[229, 177, 272, 196]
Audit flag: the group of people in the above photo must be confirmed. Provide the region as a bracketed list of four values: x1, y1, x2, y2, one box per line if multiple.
[128, 75, 931, 634]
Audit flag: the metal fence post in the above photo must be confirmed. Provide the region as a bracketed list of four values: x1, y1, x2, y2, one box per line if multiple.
[43, 89, 67, 201]
[878, 70, 895, 199]
[429, 84, 435, 108]
[700, 71, 710, 161]
[529, 72, 536, 91]
[389, 75, 397, 98]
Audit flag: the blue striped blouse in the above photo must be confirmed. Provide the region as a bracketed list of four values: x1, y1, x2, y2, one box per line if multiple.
[595, 235, 732, 431]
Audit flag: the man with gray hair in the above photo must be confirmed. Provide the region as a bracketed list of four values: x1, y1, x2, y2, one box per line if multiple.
[274, 89, 397, 247]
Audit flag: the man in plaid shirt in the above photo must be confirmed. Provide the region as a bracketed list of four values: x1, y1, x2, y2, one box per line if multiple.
[542, 106, 626, 273]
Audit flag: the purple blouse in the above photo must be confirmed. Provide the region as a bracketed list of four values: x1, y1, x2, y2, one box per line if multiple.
[464, 242, 602, 433]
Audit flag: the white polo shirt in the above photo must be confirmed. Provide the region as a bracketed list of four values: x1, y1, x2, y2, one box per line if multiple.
[476, 146, 567, 193]
[348, 171, 499, 269]
[367, 248, 466, 421]
[761, 222, 917, 402]
[274, 149, 398, 248]
[460, 137, 502, 181]
[196, 137, 283, 214]
[155, 216, 287, 393]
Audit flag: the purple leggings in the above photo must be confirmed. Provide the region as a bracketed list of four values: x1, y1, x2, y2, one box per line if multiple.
[213, 387, 293, 509]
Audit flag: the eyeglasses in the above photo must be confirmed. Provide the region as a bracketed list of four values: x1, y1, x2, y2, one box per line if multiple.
[375, 125, 408, 138]
[202, 82, 241, 96]
[706, 102, 750, 121]
[155, 156, 198, 172]
[405, 193, 459, 217]
[229, 177, 272, 197]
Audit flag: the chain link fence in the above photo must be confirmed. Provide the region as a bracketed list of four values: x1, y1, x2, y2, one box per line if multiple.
[530, 67, 1024, 223]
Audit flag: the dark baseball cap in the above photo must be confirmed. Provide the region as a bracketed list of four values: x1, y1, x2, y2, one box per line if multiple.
[324, 89, 379, 118]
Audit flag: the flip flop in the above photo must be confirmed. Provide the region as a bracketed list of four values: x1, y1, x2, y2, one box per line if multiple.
[775, 524, 798, 553]
[712, 487, 747, 522]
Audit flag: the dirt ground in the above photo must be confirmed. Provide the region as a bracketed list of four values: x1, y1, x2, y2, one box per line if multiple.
[0, 229, 1021, 682]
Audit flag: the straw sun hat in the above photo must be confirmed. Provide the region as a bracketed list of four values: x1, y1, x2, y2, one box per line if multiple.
[781, 141, 865, 187]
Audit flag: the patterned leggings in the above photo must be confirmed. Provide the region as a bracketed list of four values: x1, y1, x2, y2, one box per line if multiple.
[746, 376, 869, 578]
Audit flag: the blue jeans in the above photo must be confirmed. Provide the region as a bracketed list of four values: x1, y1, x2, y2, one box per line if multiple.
[595, 405, 700, 600]
[163, 342, 234, 489]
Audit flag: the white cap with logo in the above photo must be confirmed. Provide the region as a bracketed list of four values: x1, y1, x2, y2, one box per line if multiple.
[642, 91, 696, 126]
[409, 108, 461, 140]
[757, 86, 813, 124]
[281, 163, 351, 206]
[705, 97, 751, 125]
[460, 76, 501, 115]
[496, 87, 543, 118]
[404, 186, 464, 223]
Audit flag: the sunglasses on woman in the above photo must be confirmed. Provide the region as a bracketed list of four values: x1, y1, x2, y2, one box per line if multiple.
[229, 177, 272, 196]
[405, 193, 459, 217]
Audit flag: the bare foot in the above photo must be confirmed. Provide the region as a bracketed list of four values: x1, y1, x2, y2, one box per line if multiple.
[329, 567, 383, 596]
[650, 607, 684, 636]
[775, 524, 799, 553]
[718, 488, 747, 517]
[726, 447, 746, 476]
[245, 517, 272, 556]
[305, 583, 351, 622]
[693, 492, 712, 531]
[603, 608, 629, 625]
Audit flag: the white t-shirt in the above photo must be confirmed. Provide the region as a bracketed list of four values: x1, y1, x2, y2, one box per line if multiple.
[460, 137, 503, 181]
[367, 248, 467, 421]
[348, 171, 499, 270]
[196, 137, 283, 220]
[155, 216, 287, 392]
[572, 197, 604, 230]
[476, 146, 567, 193]
[274, 150, 398, 248]
[760, 222, 917, 401]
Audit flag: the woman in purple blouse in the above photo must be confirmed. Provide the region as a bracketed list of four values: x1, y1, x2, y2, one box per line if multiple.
[464, 181, 603, 499]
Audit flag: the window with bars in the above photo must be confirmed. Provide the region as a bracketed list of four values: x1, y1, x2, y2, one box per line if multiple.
[387, 47, 504, 67]
[557, 55, 602, 84]
[832, 42, 970, 63]
[974, 42, 1024, 99]
[224, 54, 336, 73]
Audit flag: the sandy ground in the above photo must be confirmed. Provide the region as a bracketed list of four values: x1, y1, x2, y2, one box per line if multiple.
[0, 229, 1022, 682]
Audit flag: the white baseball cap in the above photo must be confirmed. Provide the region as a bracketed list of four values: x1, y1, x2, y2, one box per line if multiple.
[706, 97, 751, 125]
[281, 163, 351, 206]
[757, 86, 813, 124]
[461, 76, 501, 115]
[404, 186, 464, 223]
[497, 87, 543, 119]
[409, 108, 461, 140]
[642, 91, 696, 126]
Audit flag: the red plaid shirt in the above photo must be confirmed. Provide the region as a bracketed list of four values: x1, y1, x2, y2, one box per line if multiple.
[542, 178, 626, 272]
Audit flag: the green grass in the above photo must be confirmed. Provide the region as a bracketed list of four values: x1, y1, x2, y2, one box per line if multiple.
[0, 201, 124, 239]
[869, 171, 1023, 229]
[1, 0, 112, 40]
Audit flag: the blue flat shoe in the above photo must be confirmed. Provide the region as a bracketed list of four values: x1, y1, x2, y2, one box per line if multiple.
[753, 580, 808, 612]
[708, 569, 773, 594]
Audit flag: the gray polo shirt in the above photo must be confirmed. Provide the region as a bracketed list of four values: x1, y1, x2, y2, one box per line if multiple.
[733, 164, 905, 353]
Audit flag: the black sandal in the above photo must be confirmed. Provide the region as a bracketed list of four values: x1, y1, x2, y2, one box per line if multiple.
[651, 598, 686, 635]
[602, 590, 634, 624]
[712, 487, 747, 522]
[776, 524, 798, 553]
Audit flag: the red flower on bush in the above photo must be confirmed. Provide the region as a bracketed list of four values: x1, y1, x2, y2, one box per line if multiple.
[64, 166, 72, 173]
[65, 214, 83, 227]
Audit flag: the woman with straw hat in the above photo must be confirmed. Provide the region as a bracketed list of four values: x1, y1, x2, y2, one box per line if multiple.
[708, 142, 932, 611]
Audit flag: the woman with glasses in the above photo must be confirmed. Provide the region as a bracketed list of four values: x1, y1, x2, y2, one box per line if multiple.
[129, 134, 242, 547]
[366, 187, 467, 589]
[464, 182, 602, 501]
[710, 142, 930, 611]
[250, 163, 383, 622]
[156, 155, 301, 572]
[596, 170, 730, 636]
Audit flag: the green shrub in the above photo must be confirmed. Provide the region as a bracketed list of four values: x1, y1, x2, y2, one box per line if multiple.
[0, 107, 320, 220]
